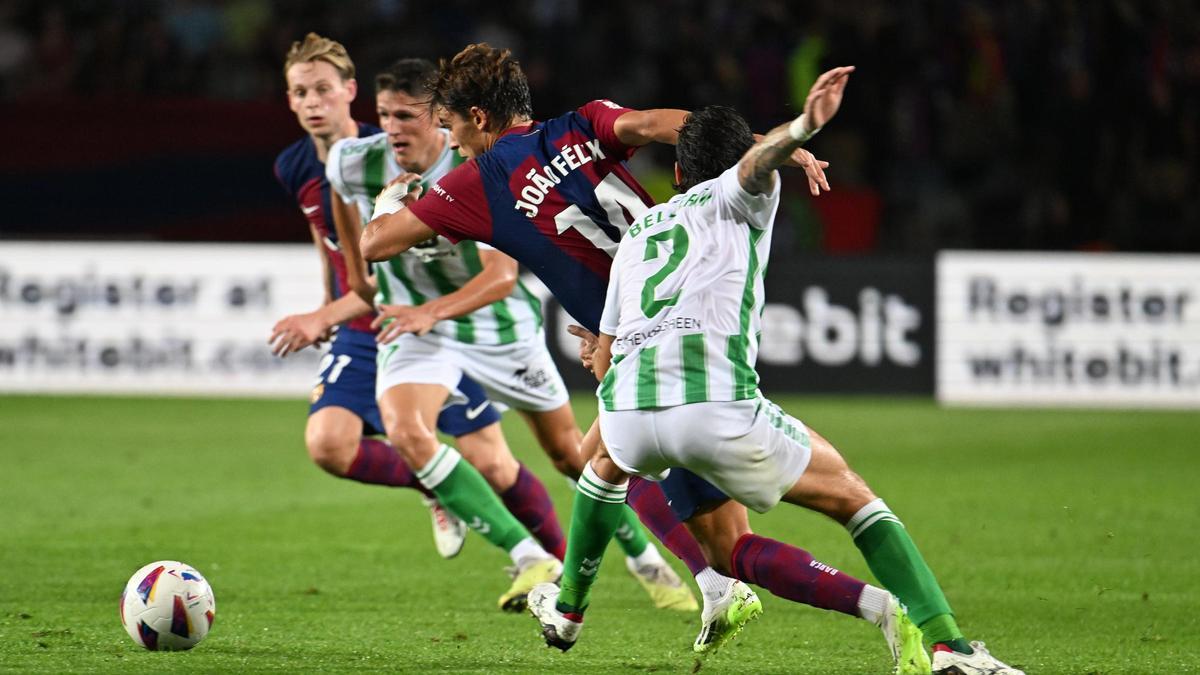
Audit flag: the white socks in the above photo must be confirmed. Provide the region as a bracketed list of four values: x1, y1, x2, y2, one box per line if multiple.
[628, 543, 666, 569]
[509, 537, 552, 567]
[695, 567, 730, 605]
[857, 584, 892, 625]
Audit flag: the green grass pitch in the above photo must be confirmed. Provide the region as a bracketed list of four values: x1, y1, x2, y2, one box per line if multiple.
[1, 394, 1197, 673]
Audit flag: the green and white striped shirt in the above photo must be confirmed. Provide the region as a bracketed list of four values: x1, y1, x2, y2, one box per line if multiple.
[598, 165, 780, 411]
[326, 130, 543, 346]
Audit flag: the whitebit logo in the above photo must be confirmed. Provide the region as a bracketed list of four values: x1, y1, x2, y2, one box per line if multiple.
[578, 557, 600, 576]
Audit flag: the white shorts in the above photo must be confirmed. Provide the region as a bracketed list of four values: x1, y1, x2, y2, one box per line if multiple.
[376, 330, 569, 413]
[598, 397, 812, 513]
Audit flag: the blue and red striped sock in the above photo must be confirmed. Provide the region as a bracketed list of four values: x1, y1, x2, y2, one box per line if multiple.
[344, 438, 432, 497]
[731, 533, 864, 617]
[501, 464, 566, 560]
[625, 477, 708, 576]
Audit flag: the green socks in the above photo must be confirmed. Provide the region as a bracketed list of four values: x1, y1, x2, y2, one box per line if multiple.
[847, 498, 962, 643]
[557, 463, 630, 613]
[922, 615, 973, 652]
[612, 507, 651, 558]
[416, 444, 530, 553]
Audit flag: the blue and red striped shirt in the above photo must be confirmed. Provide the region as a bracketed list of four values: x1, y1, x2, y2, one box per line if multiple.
[409, 101, 654, 334]
[274, 122, 382, 334]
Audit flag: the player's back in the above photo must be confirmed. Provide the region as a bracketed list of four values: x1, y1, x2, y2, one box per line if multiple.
[413, 101, 656, 334]
[599, 165, 781, 411]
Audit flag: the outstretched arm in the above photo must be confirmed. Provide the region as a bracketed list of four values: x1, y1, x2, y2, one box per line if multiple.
[738, 65, 854, 195]
[610, 103, 836, 196]
[612, 108, 690, 147]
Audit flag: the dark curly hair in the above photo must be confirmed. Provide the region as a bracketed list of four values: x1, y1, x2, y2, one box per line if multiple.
[675, 106, 756, 192]
[431, 43, 533, 131]
[374, 58, 436, 98]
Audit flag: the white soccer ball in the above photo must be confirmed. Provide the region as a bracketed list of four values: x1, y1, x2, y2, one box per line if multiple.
[119, 560, 216, 651]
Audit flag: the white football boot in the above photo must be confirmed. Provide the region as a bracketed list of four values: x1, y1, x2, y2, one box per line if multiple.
[422, 496, 467, 559]
[932, 641, 1024, 675]
[527, 582, 583, 651]
[693, 580, 763, 654]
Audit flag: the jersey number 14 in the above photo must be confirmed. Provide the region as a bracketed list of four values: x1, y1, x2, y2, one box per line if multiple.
[553, 174, 648, 257]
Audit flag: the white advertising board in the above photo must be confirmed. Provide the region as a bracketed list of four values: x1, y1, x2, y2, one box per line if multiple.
[937, 251, 1200, 408]
[0, 242, 324, 396]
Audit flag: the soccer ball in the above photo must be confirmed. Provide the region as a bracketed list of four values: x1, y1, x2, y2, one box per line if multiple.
[119, 561, 216, 651]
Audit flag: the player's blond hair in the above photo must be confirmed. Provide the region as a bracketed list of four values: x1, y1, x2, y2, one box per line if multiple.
[283, 32, 355, 82]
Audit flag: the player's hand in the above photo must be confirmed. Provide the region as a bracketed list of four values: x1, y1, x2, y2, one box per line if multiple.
[372, 173, 424, 219]
[567, 324, 599, 372]
[387, 172, 425, 207]
[803, 65, 855, 132]
[268, 311, 329, 357]
[790, 148, 831, 196]
[372, 303, 438, 343]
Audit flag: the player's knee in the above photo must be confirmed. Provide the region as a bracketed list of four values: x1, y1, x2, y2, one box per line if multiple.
[822, 470, 877, 523]
[305, 428, 356, 475]
[469, 452, 519, 491]
[385, 421, 437, 463]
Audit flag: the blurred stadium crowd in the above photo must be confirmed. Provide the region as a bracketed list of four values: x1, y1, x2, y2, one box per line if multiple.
[1, 0, 1196, 252]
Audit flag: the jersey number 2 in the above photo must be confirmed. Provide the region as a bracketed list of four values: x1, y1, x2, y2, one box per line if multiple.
[641, 225, 690, 318]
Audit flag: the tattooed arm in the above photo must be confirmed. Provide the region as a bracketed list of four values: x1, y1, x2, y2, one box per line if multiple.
[737, 65, 855, 195]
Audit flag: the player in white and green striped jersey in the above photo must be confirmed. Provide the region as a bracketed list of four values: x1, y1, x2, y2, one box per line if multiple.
[322, 59, 695, 614]
[531, 70, 1022, 675]
[327, 128, 544, 348]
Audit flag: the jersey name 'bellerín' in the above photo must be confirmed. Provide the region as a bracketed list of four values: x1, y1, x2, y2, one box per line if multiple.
[407, 100, 656, 335]
[326, 129, 542, 346]
[274, 122, 381, 334]
[597, 165, 781, 412]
